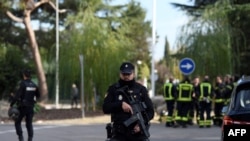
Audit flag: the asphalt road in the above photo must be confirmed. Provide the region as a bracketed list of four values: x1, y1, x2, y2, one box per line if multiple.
[0, 122, 221, 141]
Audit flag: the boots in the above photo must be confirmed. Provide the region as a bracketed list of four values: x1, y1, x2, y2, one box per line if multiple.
[28, 137, 33, 141]
[18, 136, 24, 141]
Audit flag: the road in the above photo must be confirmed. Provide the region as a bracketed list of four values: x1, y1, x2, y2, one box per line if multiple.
[0, 122, 221, 141]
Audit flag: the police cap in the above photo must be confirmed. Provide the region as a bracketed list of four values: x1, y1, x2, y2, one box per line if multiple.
[120, 62, 135, 74]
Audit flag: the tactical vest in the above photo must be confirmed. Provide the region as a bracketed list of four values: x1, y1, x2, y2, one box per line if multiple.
[111, 83, 148, 122]
[21, 80, 38, 106]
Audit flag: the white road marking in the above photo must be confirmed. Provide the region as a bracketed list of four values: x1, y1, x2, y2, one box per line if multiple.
[0, 125, 70, 135]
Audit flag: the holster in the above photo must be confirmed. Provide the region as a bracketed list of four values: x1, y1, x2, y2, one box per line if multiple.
[106, 123, 113, 138]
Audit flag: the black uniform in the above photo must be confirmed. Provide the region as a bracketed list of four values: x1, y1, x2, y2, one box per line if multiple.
[10, 78, 40, 141]
[103, 79, 154, 141]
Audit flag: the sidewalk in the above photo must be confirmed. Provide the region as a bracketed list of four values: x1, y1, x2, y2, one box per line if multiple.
[1, 101, 161, 125]
[35, 114, 161, 125]
[35, 115, 111, 125]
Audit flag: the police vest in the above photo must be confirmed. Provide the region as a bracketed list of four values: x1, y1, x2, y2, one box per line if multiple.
[177, 83, 193, 102]
[163, 83, 174, 100]
[21, 80, 38, 106]
[199, 82, 212, 101]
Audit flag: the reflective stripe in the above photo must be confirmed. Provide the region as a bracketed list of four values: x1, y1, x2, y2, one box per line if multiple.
[181, 117, 188, 121]
[177, 83, 193, 101]
[163, 83, 174, 100]
[199, 82, 212, 101]
[215, 99, 224, 103]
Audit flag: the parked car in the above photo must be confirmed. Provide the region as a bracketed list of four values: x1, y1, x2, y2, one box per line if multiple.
[221, 76, 250, 141]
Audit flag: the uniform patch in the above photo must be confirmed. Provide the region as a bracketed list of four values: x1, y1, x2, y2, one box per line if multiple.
[26, 87, 36, 91]
[118, 95, 123, 100]
[133, 95, 137, 99]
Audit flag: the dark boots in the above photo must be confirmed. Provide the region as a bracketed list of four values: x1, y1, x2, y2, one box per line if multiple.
[28, 137, 33, 141]
[18, 136, 32, 141]
[18, 136, 24, 141]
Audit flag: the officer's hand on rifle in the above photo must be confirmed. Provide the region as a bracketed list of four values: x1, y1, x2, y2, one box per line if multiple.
[133, 124, 141, 133]
[122, 101, 133, 114]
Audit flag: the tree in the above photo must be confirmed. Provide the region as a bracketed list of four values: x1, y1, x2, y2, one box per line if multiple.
[4, 0, 67, 102]
[58, 0, 152, 110]
[171, 0, 250, 78]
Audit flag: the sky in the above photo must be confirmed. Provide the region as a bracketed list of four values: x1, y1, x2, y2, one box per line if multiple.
[111, 0, 192, 61]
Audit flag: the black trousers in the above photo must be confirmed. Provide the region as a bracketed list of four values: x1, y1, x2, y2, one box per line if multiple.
[71, 96, 78, 107]
[110, 133, 149, 141]
[166, 100, 175, 118]
[110, 124, 149, 141]
[15, 106, 34, 138]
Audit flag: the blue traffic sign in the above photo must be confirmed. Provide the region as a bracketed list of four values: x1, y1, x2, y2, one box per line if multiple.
[179, 58, 195, 75]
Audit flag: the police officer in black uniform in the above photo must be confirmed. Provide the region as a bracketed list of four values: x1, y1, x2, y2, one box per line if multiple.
[103, 62, 154, 141]
[10, 69, 40, 141]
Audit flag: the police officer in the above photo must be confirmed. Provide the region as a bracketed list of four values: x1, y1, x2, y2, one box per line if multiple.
[163, 76, 177, 127]
[10, 69, 40, 141]
[188, 76, 200, 125]
[102, 62, 154, 141]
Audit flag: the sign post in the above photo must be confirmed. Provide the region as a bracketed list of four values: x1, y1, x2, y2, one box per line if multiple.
[79, 54, 85, 118]
[179, 58, 195, 75]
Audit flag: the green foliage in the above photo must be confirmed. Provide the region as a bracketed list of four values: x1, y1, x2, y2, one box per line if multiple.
[45, 0, 152, 109]
[0, 0, 152, 111]
[172, 0, 250, 81]
[0, 44, 31, 99]
[33, 103, 41, 114]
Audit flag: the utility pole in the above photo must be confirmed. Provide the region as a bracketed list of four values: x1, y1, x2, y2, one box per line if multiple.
[55, 0, 60, 108]
[151, 0, 156, 97]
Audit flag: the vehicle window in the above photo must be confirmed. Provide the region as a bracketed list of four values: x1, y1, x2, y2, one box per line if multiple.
[236, 89, 250, 110]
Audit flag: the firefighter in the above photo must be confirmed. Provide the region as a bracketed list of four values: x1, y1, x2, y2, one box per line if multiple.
[223, 75, 233, 106]
[163, 76, 177, 127]
[198, 75, 213, 128]
[213, 75, 225, 126]
[174, 76, 193, 128]
[188, 76, 200, 125]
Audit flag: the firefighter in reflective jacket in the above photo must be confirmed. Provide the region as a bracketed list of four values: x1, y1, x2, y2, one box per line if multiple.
[163, 76, 177, 127]
[174, 76, 193, 128]
[223, 75, 233, 106]
[213, 75, 225, 126]
[198, 75, 213, 128]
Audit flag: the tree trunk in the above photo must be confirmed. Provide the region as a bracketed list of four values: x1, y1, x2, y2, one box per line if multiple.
[23, 10, 48, 102]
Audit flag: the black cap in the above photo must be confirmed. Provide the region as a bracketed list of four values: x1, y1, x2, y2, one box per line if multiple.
[22, 69, 31, 78]
[120, 62, 135, 74]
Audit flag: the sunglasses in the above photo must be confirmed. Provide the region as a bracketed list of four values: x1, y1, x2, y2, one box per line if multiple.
[122, 73, 132, 76]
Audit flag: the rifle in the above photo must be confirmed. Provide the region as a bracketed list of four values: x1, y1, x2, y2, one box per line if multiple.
[117, 86, 150, 139]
